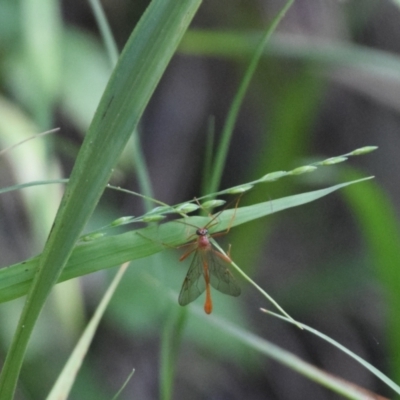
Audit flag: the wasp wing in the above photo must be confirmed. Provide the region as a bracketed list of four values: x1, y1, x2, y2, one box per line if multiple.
[208, 250, 241, 297]
[178, 251, 206, 306]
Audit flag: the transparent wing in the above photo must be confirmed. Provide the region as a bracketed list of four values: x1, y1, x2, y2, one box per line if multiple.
[208, 250, 241, 297]
[178, 251, 206, 306]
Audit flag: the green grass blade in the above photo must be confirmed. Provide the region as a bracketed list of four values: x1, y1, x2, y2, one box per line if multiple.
[0, 1, 201, 398]
[180, 29, 400, 74]
[0, 179, 68, 195]
[204, 312, 386, 400]
[46, 263, 129, 400]
[89, 0, 154, 211]
[111, 368, 135, 400]
[340, 168, 400, 380]
[0, 178, 373, 305]
[0, 128, 59, 156]
[160, 310, 187, 400]
[262, 309, 400, 395]
[208, 0, 295, 194]
[88, 0, 118, 67]
[180, 29, 400, 110]
[21, 0, 61, 127]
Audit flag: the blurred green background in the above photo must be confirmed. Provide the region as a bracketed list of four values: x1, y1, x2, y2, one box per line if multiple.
[0, 0, 399, 399]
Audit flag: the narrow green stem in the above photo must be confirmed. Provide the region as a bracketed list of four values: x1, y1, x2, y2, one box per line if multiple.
[209, 0, 295, 193]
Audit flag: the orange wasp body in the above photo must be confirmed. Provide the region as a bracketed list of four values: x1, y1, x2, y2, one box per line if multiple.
[177, 218, 241, 314]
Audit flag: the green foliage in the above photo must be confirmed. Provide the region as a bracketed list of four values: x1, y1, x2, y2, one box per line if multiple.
[0, 0, 397, 399]
[0, 0, 202, 398]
